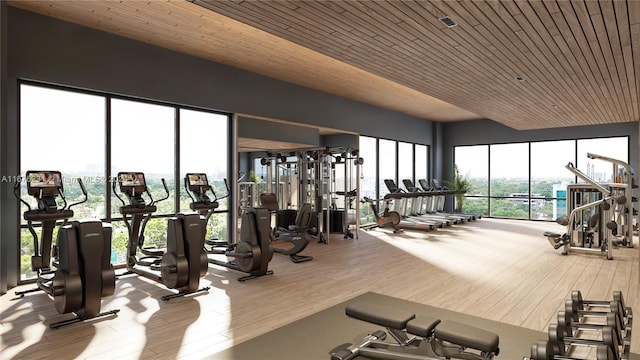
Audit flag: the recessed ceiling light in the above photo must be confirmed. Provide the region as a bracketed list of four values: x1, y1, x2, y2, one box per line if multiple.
[515, 75, 525, 82]
[439, 16, 457, 28]
[547, 103, 558, 109]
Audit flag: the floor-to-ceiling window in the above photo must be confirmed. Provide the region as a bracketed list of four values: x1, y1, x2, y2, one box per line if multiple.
[378, 139, 397, 196]
[18, 82, 231, 281]
[577, 138, 629, 183]
[489, 143, 529, 219]
[415, 144, 428, 187]
[454, 137, 629, 220]
[359, 136, 378, 225]
[19, 84, 106, 279]
[398, 142, 414, 189]
[110, 99, 176, 256]
[179, 109, 229, 241]
[454, 145, 489, 217]
[358, 136, 430, 225]
[531, 140, 575, 220]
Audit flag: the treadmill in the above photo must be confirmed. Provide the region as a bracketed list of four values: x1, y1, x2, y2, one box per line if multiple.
[419, 179, 477, 222]
[383, 179, 446, 230]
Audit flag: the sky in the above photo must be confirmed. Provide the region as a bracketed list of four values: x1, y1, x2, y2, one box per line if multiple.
[20, 84, 229, 179]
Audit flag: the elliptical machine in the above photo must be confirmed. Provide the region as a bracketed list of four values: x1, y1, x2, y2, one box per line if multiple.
[15, 170, 118, 328]
[184, 173, 274, 281]
[113, 172, 209, 300]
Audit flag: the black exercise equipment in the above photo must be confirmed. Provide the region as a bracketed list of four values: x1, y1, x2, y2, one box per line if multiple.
[184, 173, 228, 248]
[525, 290, 632, 360]
[334, 189, 358, 239]
[527, 339, 615, 360]
[557, 309, 626, 351]
[330, 301, 500, 360]
[259, 192, 313, 263]
[185, 173, 274, 281]
[114, 172, 209, 300]
[565, 290, 632, 331]
[14, 170, 118, 328]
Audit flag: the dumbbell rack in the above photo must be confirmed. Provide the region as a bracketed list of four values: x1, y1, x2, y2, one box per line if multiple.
[525, 290, 632, 360]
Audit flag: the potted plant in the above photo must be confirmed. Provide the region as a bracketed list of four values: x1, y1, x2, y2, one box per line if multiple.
[444, 164, 472, 213]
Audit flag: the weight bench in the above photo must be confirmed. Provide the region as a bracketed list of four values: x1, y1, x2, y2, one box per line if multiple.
[331, 301, 500, 360]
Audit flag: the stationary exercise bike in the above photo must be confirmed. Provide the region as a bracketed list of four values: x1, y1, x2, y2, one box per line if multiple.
[184, 173, 274, 281]
[259, 193, 314, 263]
[362, 197, 403, 233]
[113, 172, 209, 300]
[15, 170, 118, 328]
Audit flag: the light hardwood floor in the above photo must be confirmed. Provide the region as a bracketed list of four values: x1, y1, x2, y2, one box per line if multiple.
[1, 218, 638, 359]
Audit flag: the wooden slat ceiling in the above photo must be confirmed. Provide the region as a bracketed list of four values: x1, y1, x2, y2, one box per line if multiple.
[8, 0, 640, 131]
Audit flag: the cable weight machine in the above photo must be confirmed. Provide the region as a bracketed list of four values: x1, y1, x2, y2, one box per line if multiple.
[257, 147, 362, 244]
[543, 161, 628, 259]
[586, 152, 636, 247]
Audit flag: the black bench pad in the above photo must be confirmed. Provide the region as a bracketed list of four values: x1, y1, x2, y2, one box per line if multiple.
[435, 320, 499, 354]
[543, 231, 561, 238]
[346, 301, 415, 330]
[406, 315, 441, 337]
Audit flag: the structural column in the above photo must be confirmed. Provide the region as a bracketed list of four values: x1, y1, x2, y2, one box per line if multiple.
[0, 1, 7, 294]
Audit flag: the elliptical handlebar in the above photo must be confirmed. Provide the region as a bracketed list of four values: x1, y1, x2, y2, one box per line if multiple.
[149, 178, 170, 207]
[14, 180, 32, 211]
[113, 173, 170, 209]
[219, 179, 230, 201]
[67, 178, 88, 211]
[57, 187, 68, 210]
[184, 176, 197, 204]
[112, 179, 126, 207]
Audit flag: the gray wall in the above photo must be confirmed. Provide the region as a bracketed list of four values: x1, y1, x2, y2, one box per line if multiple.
[238, 116, 321, 147]
[1, 7, 434, 290]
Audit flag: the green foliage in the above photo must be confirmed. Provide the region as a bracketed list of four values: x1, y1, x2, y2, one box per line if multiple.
[21, 255, 35, 279]
[248, 170, 259, 183]
[462, 198, 489, 217]
[444, 164, 473, 212]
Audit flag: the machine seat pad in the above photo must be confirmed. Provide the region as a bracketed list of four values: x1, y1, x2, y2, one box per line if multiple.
[543, 231, 561, 238]
[345, 301, 415, 330]
[435, 321, 499, 354]
[406, 315, 441, 337]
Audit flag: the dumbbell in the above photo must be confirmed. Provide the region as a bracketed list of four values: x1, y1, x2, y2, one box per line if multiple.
[570, 291, 629, 318]
[527, 340, 615, 360]
[557, 310, 624, 349]
[564, 300, 631, 330]
[547, 324, 620, 360]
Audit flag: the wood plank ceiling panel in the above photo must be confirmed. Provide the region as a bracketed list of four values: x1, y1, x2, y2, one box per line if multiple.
[540, 1, 612, 124]
[196, 0, 639, 130]
[7, 0, 639, 130]
[8, 0, 481, 124]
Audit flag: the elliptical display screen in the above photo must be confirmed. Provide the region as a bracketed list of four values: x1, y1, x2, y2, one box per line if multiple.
[26, 171, 62, 196]
[118, 172, 146, 194]
[186, 173, 209, 191]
